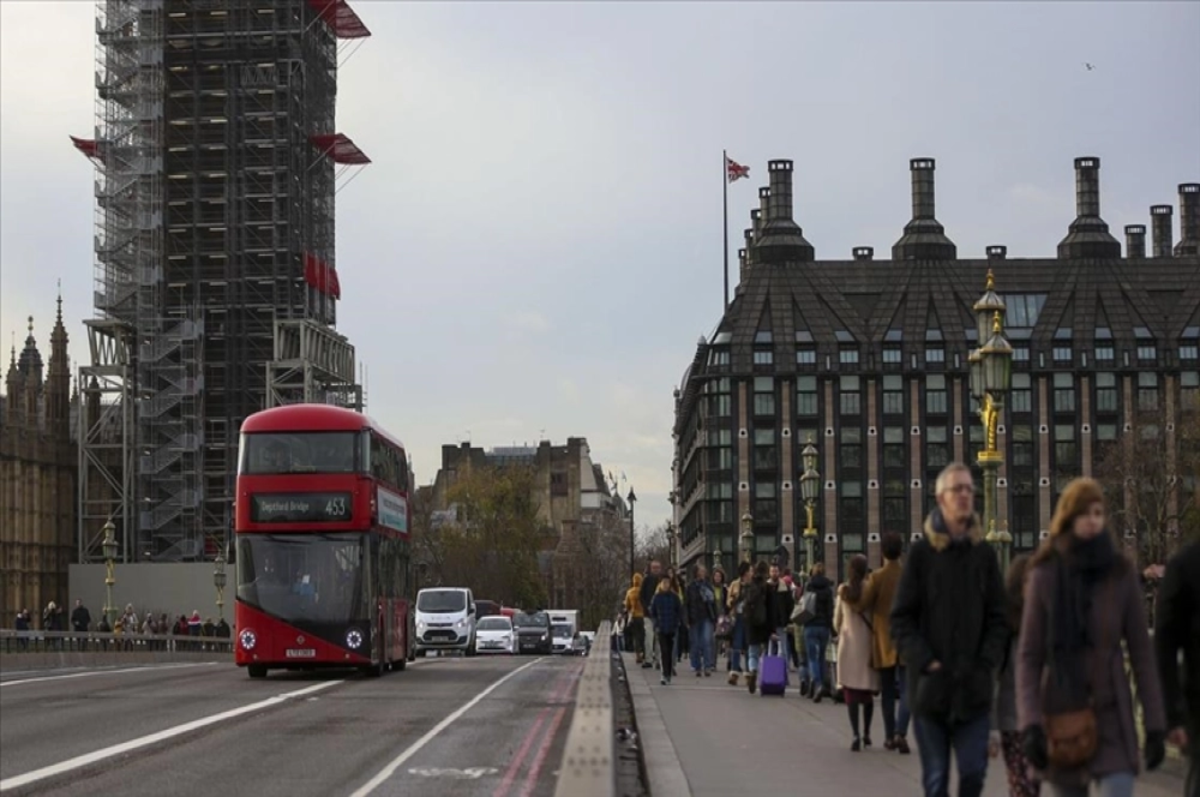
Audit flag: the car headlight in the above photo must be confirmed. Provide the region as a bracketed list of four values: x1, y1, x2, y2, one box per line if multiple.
[416, 620, 427, 632]
[540, 632, 549, 641]
[345, 628, 364, 649]
[239, 629, 257, 650]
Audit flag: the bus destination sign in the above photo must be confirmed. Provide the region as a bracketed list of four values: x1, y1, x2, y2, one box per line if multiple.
[251, 492, 352, 523]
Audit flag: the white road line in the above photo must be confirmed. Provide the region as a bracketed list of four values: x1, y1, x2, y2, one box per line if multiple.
[347, 657, 545, 797]
[0, 680, 341, 792]
[0, 662, 217, 688]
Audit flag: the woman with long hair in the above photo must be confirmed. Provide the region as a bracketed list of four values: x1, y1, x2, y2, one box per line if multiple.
[996, 553, 1040, 796]
[836, 554, 880, 751]
[1016, 477, 1167, 797]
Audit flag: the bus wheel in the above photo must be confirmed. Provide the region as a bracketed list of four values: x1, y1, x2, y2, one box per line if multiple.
[394, 655, 407, 672]
[248, 665, 267, 679]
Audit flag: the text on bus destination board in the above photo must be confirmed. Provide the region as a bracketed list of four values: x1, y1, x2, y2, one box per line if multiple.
[251, 492, 353, 523]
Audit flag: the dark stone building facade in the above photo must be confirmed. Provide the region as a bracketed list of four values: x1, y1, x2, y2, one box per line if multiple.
[1, 298, 77, 627]
[672, 157, 1200, 579]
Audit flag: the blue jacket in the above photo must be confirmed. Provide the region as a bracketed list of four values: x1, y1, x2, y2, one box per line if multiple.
[649, 590, 683, 633]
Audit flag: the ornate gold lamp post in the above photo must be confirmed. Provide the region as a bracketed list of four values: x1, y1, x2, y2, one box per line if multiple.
[102, 519, 118, 627]
[970, 270, 1014, 571]
[799, 436, 821, 575]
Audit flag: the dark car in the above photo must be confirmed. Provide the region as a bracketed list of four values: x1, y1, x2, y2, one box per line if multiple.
[513, 611, 552, 655]
[474, 600, 501, 619]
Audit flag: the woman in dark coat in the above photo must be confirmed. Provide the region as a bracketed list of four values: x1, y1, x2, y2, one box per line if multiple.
[1016, 477, 1167, 797]
[742, 560, 772, 694]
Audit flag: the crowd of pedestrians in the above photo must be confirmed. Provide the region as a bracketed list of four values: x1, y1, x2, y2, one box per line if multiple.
[614, 462, 1199, 797]
[9, 600, 231, 651]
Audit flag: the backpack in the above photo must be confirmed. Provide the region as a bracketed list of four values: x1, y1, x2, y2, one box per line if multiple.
[746, 583, 768, 626]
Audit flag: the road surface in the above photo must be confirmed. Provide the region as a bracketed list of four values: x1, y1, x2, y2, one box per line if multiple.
[0, 654, 582, 797]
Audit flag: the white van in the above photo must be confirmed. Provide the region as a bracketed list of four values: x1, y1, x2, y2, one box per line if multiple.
[414, 587, 477, 656]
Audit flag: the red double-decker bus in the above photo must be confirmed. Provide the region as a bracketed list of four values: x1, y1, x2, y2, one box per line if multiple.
[233, 404, 414, 678]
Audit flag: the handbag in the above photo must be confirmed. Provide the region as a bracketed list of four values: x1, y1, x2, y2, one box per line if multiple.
[715, 615, 733, 639]
[791, 590, 816, 624]
[1042, 574, 1114, 770]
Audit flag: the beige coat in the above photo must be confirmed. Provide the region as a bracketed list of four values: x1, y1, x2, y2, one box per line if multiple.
[835, 585, 880, 693]
[858, 558, 902, 670]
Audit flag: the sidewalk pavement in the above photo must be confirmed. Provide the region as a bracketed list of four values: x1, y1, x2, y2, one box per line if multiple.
[623, 652, 1186, 797]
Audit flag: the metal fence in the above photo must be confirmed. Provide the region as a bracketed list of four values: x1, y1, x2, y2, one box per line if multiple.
[0, 630, 233, 655]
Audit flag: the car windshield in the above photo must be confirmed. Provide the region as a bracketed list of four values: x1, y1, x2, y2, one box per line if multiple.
[417, 590, 467, 613]
[514, 612, 548, 628]
[241, 432, 358, 474]
[236, 533, 366, 624]
[477, 617, 511, 632]
[552, 624, 571, 638]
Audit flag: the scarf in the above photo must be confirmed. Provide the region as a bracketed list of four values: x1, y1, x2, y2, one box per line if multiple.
[1049, 531, 1116, 696]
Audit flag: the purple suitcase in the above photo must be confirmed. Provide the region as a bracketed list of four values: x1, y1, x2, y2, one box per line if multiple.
[759, 653, 788, 696]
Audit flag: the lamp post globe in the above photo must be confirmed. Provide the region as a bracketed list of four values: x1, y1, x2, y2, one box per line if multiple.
[740, 512, 754, 564]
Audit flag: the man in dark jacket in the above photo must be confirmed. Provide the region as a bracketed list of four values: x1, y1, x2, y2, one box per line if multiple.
[801, 563, 835, 702]
[1156, 539, 1200, 797]
[890, 462, 1007, 797]
[684, 563, 718, 677]
[639, 560, 662, 670]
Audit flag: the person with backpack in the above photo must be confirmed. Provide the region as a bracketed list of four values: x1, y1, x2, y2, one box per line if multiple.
[741, 560, 773, 694]
[801, 561, 836, 702]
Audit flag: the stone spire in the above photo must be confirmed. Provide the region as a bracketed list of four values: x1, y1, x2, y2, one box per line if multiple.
[4, 335, 21, 427]
[47, 285, 71, 435]
[18, 315, 43, 384]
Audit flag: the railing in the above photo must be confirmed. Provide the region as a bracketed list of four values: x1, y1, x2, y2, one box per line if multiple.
[554, 621, 614, 797]
[0, 629, 232, 655]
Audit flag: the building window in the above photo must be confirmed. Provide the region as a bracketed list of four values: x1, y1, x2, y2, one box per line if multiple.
[1096, 423, 1118, 441]
[1181, 344, 1199, 361]
[841, 426, 864, 472]
[797, 348, 816, 365]
[706, 501, 733, 523]
[1012, 493, 1037, 549]
[709, 349, 729, 367]
[707, 429, 732, 446]
[1003, 294, 1048, 328]
[753, 376, 775, 416]
[1137, 344, 1157, 362]
[840, 348, 859, 365]
[1137, 372, 1159, 412]
[925, 348, 945, 364]
[1095, 345, 1114, 362]
[1053, 373, 1076, 413]
[882, 497, 907, 532]
[1095, 372, 1118, 413]
[707, 447, 733, 470]
[753, 428, 776, 471]
[1054, 424, 1077, 479]
[840, 375, 861, 416]
[753, 480, 778, 524]
[755, 331, 773, 344]
[1182, 371, 1199, 411]
[1009, 372, 1032, 414]
[706, 394, 731, 417]
[754, 349, 774, 366]
[882, 374, 903, 416]
[1013, 346, 1030, 362]
[926, 374, 948, 415]
[550, 472, 568, 497]
[796, 375, 818, 417]
[883, 347, 902, 365]
[1011, 425, 1034, 467]
[1053, 346, 1072, 363]
[883, 426, 905, 469]
[926, 425, 950, 469]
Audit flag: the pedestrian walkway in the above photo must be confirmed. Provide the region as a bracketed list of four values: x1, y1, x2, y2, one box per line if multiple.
[623, 653, 1185, 797]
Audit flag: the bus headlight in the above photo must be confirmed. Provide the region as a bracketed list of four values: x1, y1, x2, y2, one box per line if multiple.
[239, 629, 257, 650]
[345, 628, 364, 649]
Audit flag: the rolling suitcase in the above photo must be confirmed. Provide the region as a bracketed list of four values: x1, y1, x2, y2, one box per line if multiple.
[759, 642, 788, 696]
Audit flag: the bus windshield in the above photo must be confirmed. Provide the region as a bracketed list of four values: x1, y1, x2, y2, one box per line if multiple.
[241, 432, 358, 474]
[236, 533, 367, 623]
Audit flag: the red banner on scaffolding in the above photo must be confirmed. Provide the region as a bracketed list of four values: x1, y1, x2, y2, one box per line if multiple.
[307, 0, 371, 39]
[69, 135, 101, 160]
[304, 252, 342, 300]
[309, 133, 371, 165]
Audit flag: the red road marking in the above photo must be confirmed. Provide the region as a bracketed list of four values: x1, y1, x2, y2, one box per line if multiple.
[492, 668, 576, 797]
[517, 705, 568, 797]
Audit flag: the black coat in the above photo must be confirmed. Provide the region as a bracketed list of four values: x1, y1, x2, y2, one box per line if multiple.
[1156, 540, 1200, 734]
[890, 513, 1007, 724]
[742, 577, 773, 646]
[766, 580, 794, 630]
[803, 575, 835, 629]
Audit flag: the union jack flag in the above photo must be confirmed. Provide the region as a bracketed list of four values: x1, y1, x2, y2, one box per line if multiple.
[726, 156, 750, 183]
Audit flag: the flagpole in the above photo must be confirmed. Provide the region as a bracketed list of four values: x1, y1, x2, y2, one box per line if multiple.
[722, 149, 730, 311]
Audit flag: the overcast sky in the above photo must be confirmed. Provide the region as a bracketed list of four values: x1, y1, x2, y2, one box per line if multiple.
[2, 1, 1198, 534]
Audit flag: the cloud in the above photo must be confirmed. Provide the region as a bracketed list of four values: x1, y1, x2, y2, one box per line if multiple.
[503, 311, 551, 334]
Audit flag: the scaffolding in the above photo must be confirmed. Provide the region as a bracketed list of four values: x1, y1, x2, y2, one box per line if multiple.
[74, 0, 370, 563]
[266, 318, 362, 411]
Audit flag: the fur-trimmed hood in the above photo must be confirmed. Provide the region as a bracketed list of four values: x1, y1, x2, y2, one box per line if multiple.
[923, 509, 985, 552]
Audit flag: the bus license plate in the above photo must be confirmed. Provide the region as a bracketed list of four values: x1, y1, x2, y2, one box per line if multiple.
[286, 649, 316, 658]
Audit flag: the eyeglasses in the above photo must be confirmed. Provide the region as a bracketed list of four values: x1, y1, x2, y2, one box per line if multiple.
[944, 483, 975, 495]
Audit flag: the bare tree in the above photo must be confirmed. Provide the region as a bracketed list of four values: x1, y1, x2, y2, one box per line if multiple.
[571, 511, 632, 631]
[1092, 406, 1200, 566]
[637, 521, 672, 573]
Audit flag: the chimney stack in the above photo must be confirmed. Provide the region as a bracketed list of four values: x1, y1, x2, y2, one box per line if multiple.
[751, 208, 763, 237]
[1175, 183, 1200, 256]
[743, 226, 755, 267]
[738, 248, 748, 284]
[892, 158, 956, 260]
[1124, 225, 1146, 259]
[1151, 205, 1174, 257]
[853, 247, 874, 261]
[986, 245, 1007, 260]
[1057, 156, 1121, 259]
[751, 159, 815, 264]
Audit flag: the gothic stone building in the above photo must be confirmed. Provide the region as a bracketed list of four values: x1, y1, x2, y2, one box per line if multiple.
[672, 157, 1199, 580]
[1, 301, 77, 627]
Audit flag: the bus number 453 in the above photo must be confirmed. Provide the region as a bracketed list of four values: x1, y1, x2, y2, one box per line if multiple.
[325, 498, 346, 517]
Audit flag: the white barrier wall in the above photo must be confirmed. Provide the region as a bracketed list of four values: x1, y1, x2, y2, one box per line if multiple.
[68, 563, 237, 627]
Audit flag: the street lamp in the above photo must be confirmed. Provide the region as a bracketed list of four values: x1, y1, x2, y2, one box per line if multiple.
[627, 487, 637, 576]
[101, 519, 118, 627]
[711, 546, 722, 574]
[970, 269, 1014, 571]
[213, 551, 227, 621]
[740, 512, 754, 564]
[667, 524, 678, 568]
[799, 435, 821, 575]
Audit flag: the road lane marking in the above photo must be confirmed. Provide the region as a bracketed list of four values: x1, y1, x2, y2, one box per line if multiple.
[494, 669, 577, 797]
[0, 680, 341, 792]
[518, 706, 568, 797]
[348, 657, 544, 797]
[0, 662, 217, 688]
